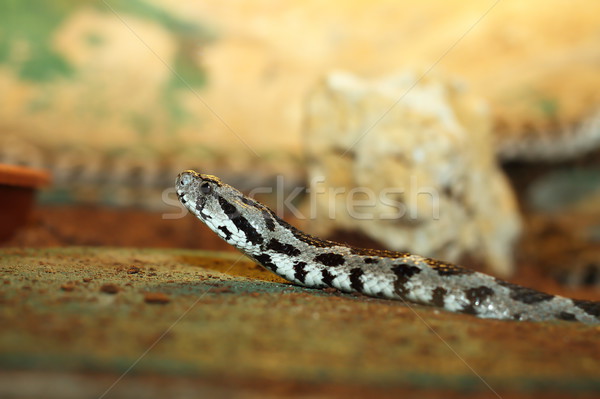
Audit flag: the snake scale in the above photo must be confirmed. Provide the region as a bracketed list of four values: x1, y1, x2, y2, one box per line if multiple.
[176, 170, 600, 324]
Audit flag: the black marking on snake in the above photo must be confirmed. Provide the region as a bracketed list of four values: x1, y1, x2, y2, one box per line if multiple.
[240, 196, 258, 207]
[431, 287, 447, 307]
[573, 299, 600, 317]
[425, 258, 474, 276]
[321, 269, 335, 287]
[254, 254, 277, 272]
[218, 195, 237, 215]
[195, 199, 212, 219]
[349, 268, 364, 292]
[557, 312, 577, 321]
[262, 209, 276, 231]
[466, 286, 494, 305]
[240, 196, 278, 233]
[463, 286, 495, 314]
[218, 226, 232, 240]
[233, 217, 263, 245]
[391, 264, 421, 297]
[266, 238, 301, 257]
[496, 280, 554, 304]
[293, 261, 308, 284]
[363, 257, 379, 264]
[219, 196, 263, 245]
[315, 253, 346, 266]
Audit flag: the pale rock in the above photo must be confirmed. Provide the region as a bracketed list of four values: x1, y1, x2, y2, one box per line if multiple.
[303, 71, 521, 276]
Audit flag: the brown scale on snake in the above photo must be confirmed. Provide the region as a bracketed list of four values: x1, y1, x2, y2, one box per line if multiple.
[176, 170, 600, 324]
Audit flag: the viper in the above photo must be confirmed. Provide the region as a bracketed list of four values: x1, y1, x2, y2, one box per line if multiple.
[176, 170, 600, 324]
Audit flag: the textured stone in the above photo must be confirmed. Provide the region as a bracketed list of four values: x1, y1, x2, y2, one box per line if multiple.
[304, 72, 521, 276]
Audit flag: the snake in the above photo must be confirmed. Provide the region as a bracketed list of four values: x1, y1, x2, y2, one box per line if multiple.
[176, 170, 600, 324]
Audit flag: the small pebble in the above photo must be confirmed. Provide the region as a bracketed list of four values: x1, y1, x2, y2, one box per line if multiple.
[144, 292, 170, 304]
[60, 284, 75, 292]
[100, 283, 120, 294]
[209, 286, 232, 294]
[127, 266, 141, 274]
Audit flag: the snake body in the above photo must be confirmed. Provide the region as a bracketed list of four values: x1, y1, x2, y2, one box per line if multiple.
[176, 170, 600, 324]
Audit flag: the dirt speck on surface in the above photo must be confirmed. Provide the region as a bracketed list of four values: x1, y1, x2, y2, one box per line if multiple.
[208, 285, 233, 294]
[60, 283, 75, 292]
[99, 283, 120, 294]
[127, 266, 142, 274]
[144, 292, 170, 304]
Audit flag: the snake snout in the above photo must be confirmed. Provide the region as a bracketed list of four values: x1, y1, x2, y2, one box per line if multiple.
[176, 170, 197, 188]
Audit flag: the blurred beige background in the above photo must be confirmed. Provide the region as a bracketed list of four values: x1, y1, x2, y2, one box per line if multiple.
[2, 0, 600, 183]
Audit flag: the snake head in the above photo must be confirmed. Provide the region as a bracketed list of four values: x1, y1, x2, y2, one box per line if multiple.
[175, 170, 247, 225]
[176, 170, 222, 196]
[176, 170, 224, 219]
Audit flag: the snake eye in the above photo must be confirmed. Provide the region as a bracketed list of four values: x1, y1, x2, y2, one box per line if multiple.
[200, 182, 212, 194]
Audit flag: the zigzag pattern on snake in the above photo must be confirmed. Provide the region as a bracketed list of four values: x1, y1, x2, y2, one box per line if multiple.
[176, 170, 600, 324]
